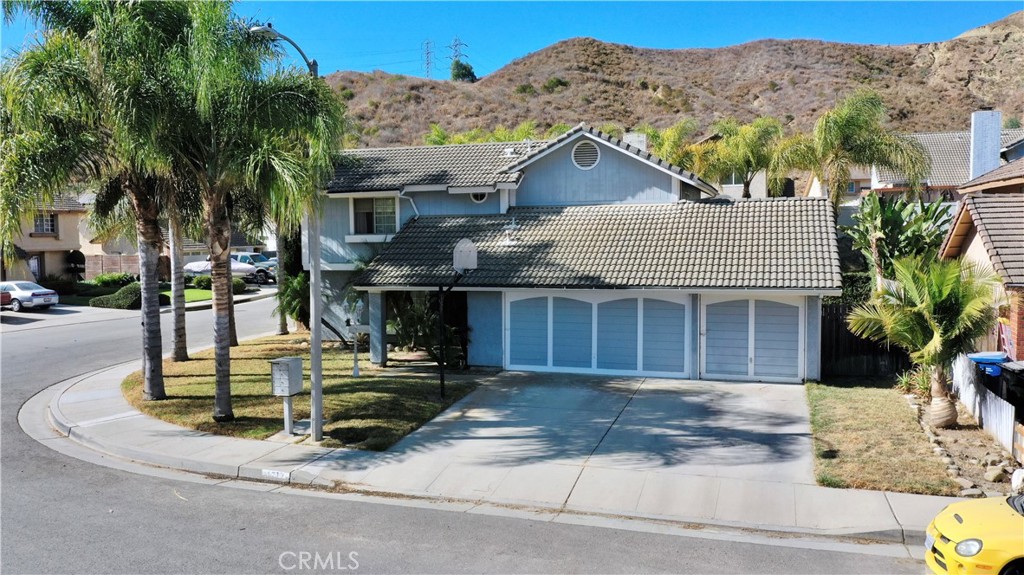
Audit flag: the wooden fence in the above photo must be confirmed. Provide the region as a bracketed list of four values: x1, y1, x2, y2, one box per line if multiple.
[821, 304, 911, 378]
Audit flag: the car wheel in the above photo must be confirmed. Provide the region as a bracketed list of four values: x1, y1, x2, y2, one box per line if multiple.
[1002, 560, 1024, 575]
[10, 299, 22, 312]
[256, 270, 268, 285]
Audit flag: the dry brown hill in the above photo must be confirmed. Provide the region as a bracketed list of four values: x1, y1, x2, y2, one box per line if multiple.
[326, 11, 1024, 147]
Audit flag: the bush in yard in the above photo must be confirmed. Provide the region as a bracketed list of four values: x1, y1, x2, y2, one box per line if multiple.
[92, 272, 135, 287]
[192, 275, 212, 290]
[38, 274, 77, 295]
[232, 277, 246, 295]
[90, 282, 170, 309]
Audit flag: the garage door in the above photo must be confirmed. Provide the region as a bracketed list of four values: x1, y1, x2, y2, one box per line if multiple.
[507, 293, 690, 377]
[701, 298, 803, 382]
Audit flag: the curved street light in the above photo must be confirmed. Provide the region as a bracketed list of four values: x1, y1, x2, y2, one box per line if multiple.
[249, 22, 324, 442]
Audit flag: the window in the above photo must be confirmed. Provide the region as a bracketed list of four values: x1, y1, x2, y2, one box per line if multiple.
[353, 198, 397, 235]
[721, 173, 743, 186]
[847, 182, 857, 195]
[470, 192, 488, 204]
[33, 213, 57, 234]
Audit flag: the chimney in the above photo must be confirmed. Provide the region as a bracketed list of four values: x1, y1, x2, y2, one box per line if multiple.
[622, 132, 647, 151]
[970, 109, 1002, 180]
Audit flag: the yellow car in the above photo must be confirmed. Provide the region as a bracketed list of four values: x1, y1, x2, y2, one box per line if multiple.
[926, 494, 1024, 575]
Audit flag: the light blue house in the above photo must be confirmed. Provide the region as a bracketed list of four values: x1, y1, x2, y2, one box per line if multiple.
[309, 125, 841, 383]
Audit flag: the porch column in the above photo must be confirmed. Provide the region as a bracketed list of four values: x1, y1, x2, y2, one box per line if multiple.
[369, 291, 387, 365]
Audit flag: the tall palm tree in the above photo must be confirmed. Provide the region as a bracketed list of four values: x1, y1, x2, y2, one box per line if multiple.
[773, 90, 928, 210]
[171, 1, 345, 421]
[847, 257, 998, 428]
[635, 119, 699, 169]
[1, 1, 195, 400]
[690, 117, 786, 198]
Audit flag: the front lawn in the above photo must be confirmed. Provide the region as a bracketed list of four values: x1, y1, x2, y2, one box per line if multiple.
[122, 335, 477, 450]
[806, 379, 958, 495]
[160, 288, 212, 303]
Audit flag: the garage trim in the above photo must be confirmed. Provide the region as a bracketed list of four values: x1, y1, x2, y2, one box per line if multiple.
[504, 290, 691, 378]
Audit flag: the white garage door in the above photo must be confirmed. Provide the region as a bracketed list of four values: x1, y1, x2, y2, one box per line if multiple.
[701, 297, 803, 382]
[506, 293, 690, 377]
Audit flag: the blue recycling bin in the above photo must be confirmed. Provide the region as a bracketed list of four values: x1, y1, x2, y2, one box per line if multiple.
[967, 351, 1009, 377]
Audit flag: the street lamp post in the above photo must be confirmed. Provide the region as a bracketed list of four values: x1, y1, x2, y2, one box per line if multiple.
[249, 22, 324, 442]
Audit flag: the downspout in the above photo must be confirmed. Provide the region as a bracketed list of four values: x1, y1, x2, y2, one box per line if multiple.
[398, 189, 420, 218]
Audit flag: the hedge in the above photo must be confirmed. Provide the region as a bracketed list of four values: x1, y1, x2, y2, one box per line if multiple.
[92, 272, 136, 287]
[190, 275, 246, 294]
[90, 282, 170, 309]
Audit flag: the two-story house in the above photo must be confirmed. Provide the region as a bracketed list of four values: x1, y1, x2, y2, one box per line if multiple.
[1, 195, 87, 281]
[311, 125, 841, 382]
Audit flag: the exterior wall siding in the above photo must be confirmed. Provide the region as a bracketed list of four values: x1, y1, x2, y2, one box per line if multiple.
[467, 291, 503, 367]
[704, 299, 750, 376]
[369, 292, 387, 364]
[509, 297, 548, 366]
[642, 298, 687, 373]
[753, 300, 800, 378]
[321, 197, 379, 265]
[322, 271, 357, 340]
[805, 296, 822, 380]
[411, 191, 501, 216]
[552, 297, 593, 368]
[515, 142, 676, 206]
[596, 299, 638, 370]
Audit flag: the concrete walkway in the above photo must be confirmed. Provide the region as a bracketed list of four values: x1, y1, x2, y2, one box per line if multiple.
[40, 363, 960, 545]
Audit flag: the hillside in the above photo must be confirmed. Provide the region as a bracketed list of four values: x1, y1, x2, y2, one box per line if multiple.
[326, 12, 1024, 147]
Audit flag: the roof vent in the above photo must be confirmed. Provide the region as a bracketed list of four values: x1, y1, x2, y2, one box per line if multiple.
[571, 140, 600, 170]
[503, 147, 515, 157]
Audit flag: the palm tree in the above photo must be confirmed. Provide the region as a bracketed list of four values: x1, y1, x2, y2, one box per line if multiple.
[690, 117, 786, 198]
[1, 1, 196, 400]
[171, 1, 345, 421]
[635, 119, 699, 168]
[773, 89, 928, 210]
[847, 257, 998, 428]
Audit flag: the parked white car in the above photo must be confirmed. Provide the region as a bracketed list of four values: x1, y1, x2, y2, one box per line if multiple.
[0, 281, 59, 311]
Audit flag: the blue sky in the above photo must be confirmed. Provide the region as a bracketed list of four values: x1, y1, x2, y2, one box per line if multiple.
[2, 2, 1019, 78]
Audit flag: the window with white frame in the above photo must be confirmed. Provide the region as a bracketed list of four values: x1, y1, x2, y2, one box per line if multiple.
[721, 172, 743, 186]
[33, 213, 57, 234]
[353, 198, 396, 235]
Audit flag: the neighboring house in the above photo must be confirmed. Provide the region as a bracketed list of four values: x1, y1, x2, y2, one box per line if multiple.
[0, 195, 87, 281]
[311, 124, 841, 382]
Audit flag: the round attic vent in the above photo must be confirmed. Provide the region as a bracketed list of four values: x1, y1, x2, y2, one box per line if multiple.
[571, 140, 600, 170]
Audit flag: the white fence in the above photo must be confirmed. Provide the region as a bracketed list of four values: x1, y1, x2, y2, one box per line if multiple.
[952, 354, 1015, 453]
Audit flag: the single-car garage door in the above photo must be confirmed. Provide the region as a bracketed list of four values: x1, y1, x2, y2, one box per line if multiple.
[506, 292, 690, 377]
[701, 297, 803, 382]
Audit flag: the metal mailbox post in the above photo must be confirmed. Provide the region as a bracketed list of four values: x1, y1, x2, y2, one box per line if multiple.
[270, 357, 304, 435]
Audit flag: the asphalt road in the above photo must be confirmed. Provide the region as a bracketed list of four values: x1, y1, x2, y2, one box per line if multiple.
[1, 298, 923, 574]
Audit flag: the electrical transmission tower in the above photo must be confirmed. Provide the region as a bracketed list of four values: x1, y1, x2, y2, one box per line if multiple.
[448, 36, 468, 62]
[422, 40, 433, 78]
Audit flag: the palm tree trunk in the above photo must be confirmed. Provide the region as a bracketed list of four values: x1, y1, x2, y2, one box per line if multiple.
[276, 225, 288, 335]
[929, 364, 958, 428]
[870, 234, 885, 292]
[169, 209, 189, 361]
[228, 284, 239, 347]
[207, 198, 234, 422]
[132, 188, 166, 401]
[742, 179, 752, 199]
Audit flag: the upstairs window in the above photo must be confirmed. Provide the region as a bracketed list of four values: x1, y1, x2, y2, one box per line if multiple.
[721, 173, 743, 186]
[33, 213, 57, 234]
[353, 198, 397, 235]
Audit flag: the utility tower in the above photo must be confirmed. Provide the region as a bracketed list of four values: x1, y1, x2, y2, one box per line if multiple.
[422, 40, 433, 78]
[448, 36, 468, 62]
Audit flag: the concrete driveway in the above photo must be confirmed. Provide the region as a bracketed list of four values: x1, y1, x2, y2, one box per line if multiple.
[346, 372, 815, 520]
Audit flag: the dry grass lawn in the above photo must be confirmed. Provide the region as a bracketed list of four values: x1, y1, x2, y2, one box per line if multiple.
[122, 335, 476, 450]
[806, 379, 958, 496]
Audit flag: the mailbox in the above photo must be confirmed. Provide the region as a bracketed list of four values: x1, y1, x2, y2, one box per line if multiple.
[270, 357, 303, 397]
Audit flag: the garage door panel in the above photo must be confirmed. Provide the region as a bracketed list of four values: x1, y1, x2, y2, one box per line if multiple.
[596, 299, 638, 370]
[704, 300, 749, 376]
[552, 297, 592, 368]
[510, 297, 548, 366]
[754, 300, 799, 378]
[642, 299, 687, 374]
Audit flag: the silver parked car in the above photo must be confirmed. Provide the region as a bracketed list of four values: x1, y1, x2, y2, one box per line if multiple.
[0, 281, 59, 312]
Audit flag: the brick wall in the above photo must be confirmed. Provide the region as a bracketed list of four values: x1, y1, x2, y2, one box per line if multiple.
[84, 255, 139, 280]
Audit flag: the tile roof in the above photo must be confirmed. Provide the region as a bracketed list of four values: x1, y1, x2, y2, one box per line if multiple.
[953, 194, 1024, 287]
[500, 123, 719, 196]
[36, 195, 86, 212]
[355, 198, 841, 291]
[327, 142, 540, 192]
[959, 156, 1024, 191]
[876, 129, 1024, 188]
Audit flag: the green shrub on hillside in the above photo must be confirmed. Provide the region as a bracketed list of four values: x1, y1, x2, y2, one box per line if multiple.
[90, 282, 170, 309]
[542, 76, 569, 93]
[514, 83, 537, 96]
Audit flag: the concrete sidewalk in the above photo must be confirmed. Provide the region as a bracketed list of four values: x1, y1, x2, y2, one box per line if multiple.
[41, 363, 960, 545]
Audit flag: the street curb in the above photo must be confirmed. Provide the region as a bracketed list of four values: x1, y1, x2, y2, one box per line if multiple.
[160, 289, 276, 314]
[38, 357, 935, 547]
